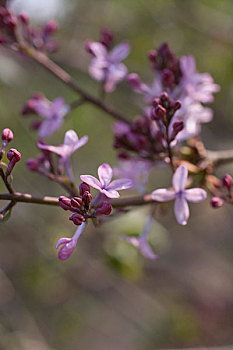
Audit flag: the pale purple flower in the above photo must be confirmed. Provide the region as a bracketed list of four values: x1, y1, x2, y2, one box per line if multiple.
[56, 222, 86, 260]
[33, 97, 70, 138]
[88, 41, 130, 92]
[122, 215, 157, 260]
[128, 73, 162, 104]
[38, 129, 88, 182]
[179, 55, 220, 103]
[113, 159, 152, 194]
[151, 165, 207, 225]
[80, 163, 133, 198]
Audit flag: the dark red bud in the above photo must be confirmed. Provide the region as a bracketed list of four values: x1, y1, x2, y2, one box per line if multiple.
[1, 128, 13, 142]
[222, 174, 232, 190]
[69, 213, 84, 226]
[151, 105, 166, 121]
[160, 92, 169, 103]
[148, 50, 157, 62]
[172, 100, 182, 111]
[95, 201, 112, 216]
[7, 148, 21, 162]
[173, 121, 184, 134]
[152, 98, 160, 108]
[59, 196, 72, 211]
[79, 182, 90, 196]
[71, 197, 83, 209]
[211, 197, 223, 208]
[82, 191, 92, 205]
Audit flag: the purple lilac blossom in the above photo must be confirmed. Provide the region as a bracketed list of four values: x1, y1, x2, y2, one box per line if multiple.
[56, 222, 86, 260]
[122, 215, 157, 260]
[80, 163, 133, 198]
[151, 165, 207, 225]
[88, 41, 130, 92]
[33, 97, 70, 138]
[38, 130, 88, 182]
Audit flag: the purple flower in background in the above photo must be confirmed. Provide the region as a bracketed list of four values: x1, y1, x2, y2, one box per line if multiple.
[128, 73, 162, 104]
[122, 216, 157, 260]
[56, 222, 86, 260]
[179, 56, 220, 103]
[38, 130, 88, 182]
[32, 96, 70, 138]
[80, 163, 133, 198]
[151, 165, 207, 225]
[87, 41, 130, 92]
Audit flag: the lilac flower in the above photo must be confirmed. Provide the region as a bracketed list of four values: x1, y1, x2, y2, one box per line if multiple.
[80, 163, 133, 198]
[151, 165, 207, 225]
[87, 41, 130, 92]
[122, 216, 157, 260]
[113, 159, 152, 194]
[33, 97, 70, 138]
[38, 130, 88, 182]
[179, 56, 220, 103]
[56, 222, 86, 261]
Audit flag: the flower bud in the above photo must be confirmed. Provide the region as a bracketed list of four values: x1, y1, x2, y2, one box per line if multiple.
[69, 213, 84, 226]
[148, 50, 157, 62]
[151, 105, 166, 121]
[211, 197, 223, 208]
[172, 121, 184, 136]
[82, 191, 92, 206]
[172, 100, 182, 112]
[222, 174, 232, 191]
[19, 11, 29, 24]
[95, 201, 112, 216]
[44, 20, 58, 35]
[7, 148, 21, 162]
[1, 128, 13, 142]
[79, 182, 90, 196]
[71, 197, 82, 209]
[59, 196, 72, 211]
[127, 73, 141, 89]
[161, 69, 175, 88]
[26, 158, 40, 172]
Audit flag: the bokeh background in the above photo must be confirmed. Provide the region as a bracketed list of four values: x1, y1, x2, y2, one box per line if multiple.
[0, 0, 233, 349]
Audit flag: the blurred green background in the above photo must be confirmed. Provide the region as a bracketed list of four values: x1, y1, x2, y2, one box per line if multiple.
[0, 0, 233, 349]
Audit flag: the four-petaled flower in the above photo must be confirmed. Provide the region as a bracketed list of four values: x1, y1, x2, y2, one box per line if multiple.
[56, 222, 86, 260]
[80, 163, 133, 198]
[38, 129, 88, 182]
[33, 97, 70, 138]
[88, 41, 130, 92]
[151, 165, 207, 225]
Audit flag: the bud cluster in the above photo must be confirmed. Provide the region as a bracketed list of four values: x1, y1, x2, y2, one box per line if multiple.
[148, 42, 182, 90]
[0, 128, 21, 177]
[59, 182, 112, 226]
[210, 174, 232, 208]
[0, 5, 58, 52]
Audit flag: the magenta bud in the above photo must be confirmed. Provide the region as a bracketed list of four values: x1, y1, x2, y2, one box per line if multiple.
[7, 148, 21, 162]
[173, 121, 184, 134]
[95, 201, 112, 216]
[151, 105, 166, 121]
[19, 11, 29, 24]
[222, 174, 232, 190]
[152, 98, 160, 108]
[172, 100, 182, 111]
[148, 50, 157, 62]
[1, 128, 13, 142]
[161, 69, 175, 87]
[127, 73, 141, 89]
[82, 191, 92, 206]
[69, 213, 84, 226]
[160, 91, 169, 103]
[59, 196, 72, 211]
[26, 158, 40, 172]
[211, 197, 223, 208]
[44, 20, 58, 35]
[71, 197, 83, 209]
[79, 182, 90, 196]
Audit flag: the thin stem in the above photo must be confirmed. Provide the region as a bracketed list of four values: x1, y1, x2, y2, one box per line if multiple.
[21, 47, 130, 124]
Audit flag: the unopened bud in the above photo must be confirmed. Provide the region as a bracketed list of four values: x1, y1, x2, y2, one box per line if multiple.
[26, 158, 40, 172]
[222, 174, 232, 191]
[127, 73, 141, 89]
[69, 213, 84, 226]
[6, 148, 21, 177]
[172, 100, 182, 112]
[1, 128, 13, 142]
[71, 197, 83, 209]
[59, 196, 71, 211]
[44, 20, 58, 35]
[82, 191, 92, 206]
[79, 182, 90, 196]
[95, 201, 112, 216]
[151, 105, 166, 121]
[211, 197, 223, 208]
[173, 121, 184, 134]
[19, 11, 29, 24]
[148, 50, 157, 62]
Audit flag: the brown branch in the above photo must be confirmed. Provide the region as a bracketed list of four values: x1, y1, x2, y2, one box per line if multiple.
[21, 47, 130, 124]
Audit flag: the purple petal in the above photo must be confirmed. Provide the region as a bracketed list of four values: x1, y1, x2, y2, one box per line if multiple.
[107, 178, 133, 191]
[51, 97, 65, 112]
[151, 189, 176, 201]
[37, 140, 65, 157]
[104, 63, 127, 92]
[57, 240, 76, 260]
[89, 58, 106, 81]
[101, 188, 120, 198]
[109, 42, 130, 62]
[38, 117, 64, 138]
[33, 99, 52, 118]
[184, 188, 207, 203]
[98, 163, 113, 187]
[140, 240, 158, 260]
[172, 165, 188, 192]
[64, 130, 79, 146]
[80, 175, 101, 190]
[56, 237, 72, 249]
[88, 42, 107, 58]
[174, 197, 189, 225]
[73, 135, 88, 151]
